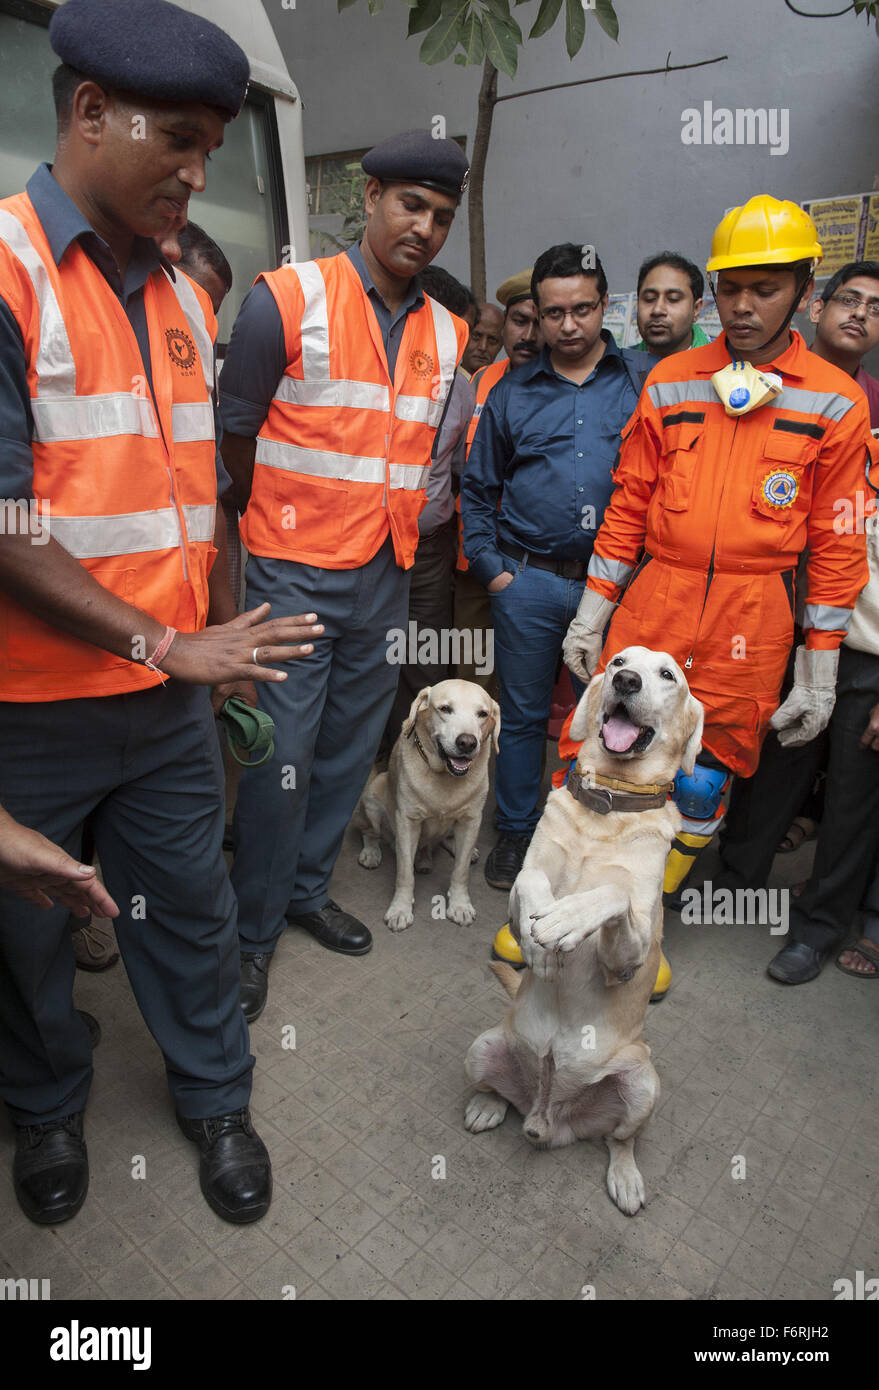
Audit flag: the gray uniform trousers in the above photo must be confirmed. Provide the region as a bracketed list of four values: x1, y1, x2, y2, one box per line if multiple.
[232, 534, 409, 953]
[0, 682, 252, 1126]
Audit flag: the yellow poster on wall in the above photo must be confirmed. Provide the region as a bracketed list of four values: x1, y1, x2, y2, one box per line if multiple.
[802, 196, 864, 278]
[863, 194, 879, 263]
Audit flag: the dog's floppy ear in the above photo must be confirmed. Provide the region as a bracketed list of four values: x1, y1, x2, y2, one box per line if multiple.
[568, 672, 604, 745]
[680, 695, 705, 777]
[488, 697, 501, 753]
[402, 686, 432, 738]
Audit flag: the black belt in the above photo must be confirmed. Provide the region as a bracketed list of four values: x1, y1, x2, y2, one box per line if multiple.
[498, 540, 588, 582]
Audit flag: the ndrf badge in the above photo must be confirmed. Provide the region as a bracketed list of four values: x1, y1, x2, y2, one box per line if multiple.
[761, 469, 798, 509]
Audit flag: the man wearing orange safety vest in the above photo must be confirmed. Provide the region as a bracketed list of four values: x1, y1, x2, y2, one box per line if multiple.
[219, 132, 470, 1020]
[0, 0, 319, 1229]
[454, 270, 542, 687]
[554, 196, 873, 1000]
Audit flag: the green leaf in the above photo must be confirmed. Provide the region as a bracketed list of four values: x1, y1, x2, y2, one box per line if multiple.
[529, 0, 563, 40]
[408, 0, 442, 36]
[337, 0, 360, 11]
[419, 2, 469, 64]
[482, 11, 519, 76]
[367, 0, 388, 12]
[564, 0, 586, 58]
[454, 51, 467, 63]
[460, 10, 485, 63]
[594, 0, 619, 41]
[482, 0, 513, 17]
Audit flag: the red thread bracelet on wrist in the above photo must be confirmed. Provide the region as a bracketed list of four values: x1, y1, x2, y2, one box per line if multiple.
[144, 625, 177, 680]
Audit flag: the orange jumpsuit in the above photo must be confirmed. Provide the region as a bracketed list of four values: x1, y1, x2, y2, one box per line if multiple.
[559, 330, 873, 777]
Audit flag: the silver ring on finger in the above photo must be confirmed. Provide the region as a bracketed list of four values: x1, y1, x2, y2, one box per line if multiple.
[252, 647, 260, 665]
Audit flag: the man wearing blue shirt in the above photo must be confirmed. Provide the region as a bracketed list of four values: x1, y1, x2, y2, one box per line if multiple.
[462, 243, 655, 890]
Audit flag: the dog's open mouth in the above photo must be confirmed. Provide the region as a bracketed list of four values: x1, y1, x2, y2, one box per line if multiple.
[600, 703, 655, 755]
[437, 741, 474, 776]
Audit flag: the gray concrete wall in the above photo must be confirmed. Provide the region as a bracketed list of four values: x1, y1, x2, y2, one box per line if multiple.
[263, 0, 878, 304]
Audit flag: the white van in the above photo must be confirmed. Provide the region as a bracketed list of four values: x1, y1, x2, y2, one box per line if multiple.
[0, 0, 309, 346]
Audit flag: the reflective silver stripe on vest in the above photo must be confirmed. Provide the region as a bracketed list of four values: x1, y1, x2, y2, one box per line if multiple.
[181, 503, 218, 542]
[424, 293, 460, 412]
[256, 438, 429, 492]
[255, 437, 386, 484]
[292, 261, 331, 379]
[0, 209, 76, 395]
[171, 402, 216, 442]
[394, 393, 443, 427]
[274, 375, 389, 412]
[31, 392, 160, 443]
[388, 463, 431, 491]
[46, 504, 215, 558]
[772, 387, 853, 423]
[47, 508, 181, 559]
[588, 553, 634, 585]
[164, 268, 214, 394]
[647, 380, 717, 410]
[803, 603, 852, 631]
[648, 376, 855, 424]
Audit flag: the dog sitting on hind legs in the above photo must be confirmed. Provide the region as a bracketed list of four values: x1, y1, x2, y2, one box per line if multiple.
[463, 646, 704, 1214]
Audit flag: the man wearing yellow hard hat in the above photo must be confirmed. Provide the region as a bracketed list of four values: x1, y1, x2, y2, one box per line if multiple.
[495, 195, 873, 998]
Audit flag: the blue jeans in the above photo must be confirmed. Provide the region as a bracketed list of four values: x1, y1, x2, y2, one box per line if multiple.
[490, 554, 586, 835]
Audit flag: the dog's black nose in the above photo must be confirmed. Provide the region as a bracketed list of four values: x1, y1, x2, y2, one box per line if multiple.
[612, 668, 642, 696]
[456, 733, 477, 754]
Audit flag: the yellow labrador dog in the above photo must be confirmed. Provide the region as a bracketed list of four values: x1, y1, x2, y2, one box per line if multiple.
[354, 679, 500, 933]
[464, 647, 703, 1215]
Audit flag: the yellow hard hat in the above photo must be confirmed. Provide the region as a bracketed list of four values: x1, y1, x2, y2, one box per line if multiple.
[706, 195, 823, 272]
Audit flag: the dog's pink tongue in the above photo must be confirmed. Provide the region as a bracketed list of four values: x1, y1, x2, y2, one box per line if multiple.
[603, 715, 641, 752]
[448, 756, 471, 772]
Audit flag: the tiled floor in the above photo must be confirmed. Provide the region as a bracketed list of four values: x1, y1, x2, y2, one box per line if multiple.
[1, 749, 876, 1300]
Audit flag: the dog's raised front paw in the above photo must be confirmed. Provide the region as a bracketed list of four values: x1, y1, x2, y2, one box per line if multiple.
[464, 1091, 508, 1133]
[447, 890, 476, 925]
[531, 903, 600, 954]
[358, 843, 382, 869]
[385, 898, 414, 933]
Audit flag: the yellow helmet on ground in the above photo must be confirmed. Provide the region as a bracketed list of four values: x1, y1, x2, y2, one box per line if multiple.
[707, 195, 823, 272]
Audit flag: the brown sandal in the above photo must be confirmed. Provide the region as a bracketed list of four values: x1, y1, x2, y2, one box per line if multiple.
[835, 939, 879, 978]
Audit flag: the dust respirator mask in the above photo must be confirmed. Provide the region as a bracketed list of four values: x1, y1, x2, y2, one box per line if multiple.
[711, 359, 782, 417]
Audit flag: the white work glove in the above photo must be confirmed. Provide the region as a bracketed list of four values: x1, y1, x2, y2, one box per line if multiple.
[562, 589, 617, 682]
[769, 646, 839, 748]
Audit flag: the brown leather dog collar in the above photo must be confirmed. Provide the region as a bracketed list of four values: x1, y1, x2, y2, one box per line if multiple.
[566, 766, 674, 815]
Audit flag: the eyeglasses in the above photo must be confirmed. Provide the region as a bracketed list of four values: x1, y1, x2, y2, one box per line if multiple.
[828, 292, 879, 319]
[541, 302, 602, 324]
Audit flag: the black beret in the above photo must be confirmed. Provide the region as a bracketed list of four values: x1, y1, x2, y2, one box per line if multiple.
[49, 0, 250, 122]
[362, 130, 470, 201]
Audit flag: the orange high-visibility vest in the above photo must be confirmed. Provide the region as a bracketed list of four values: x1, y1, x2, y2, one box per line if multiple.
[456, 356, 509, 572]
[0, 192, 219, 703]
[242, 253, 469, 570]
[560, 331, 874, 776]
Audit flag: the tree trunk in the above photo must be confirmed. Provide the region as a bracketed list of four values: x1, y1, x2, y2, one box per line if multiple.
[468, 57, 497, 302]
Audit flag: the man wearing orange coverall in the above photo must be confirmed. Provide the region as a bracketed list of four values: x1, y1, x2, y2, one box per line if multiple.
[496, 197, 874, 998]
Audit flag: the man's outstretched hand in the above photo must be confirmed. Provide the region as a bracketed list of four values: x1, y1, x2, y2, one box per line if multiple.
[0, 809, 120, 917]
[161, 603, 324, 688]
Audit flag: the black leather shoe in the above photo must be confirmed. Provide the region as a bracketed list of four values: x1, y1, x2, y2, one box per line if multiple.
[14, 1111, 88, 1225]
[240, 952, 272, 1023]
[767, 941, 826, 984]
[177, 1107, 271, 1224]
[285, 899, 372, 955]
[77, 1010, 101, 1048]
[484, 832, 531, 891]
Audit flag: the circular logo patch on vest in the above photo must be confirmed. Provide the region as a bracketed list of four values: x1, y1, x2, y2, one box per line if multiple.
[166, 328, 197, 374]
[761, 470, 798, 509]
[409, 348, 434, 379]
